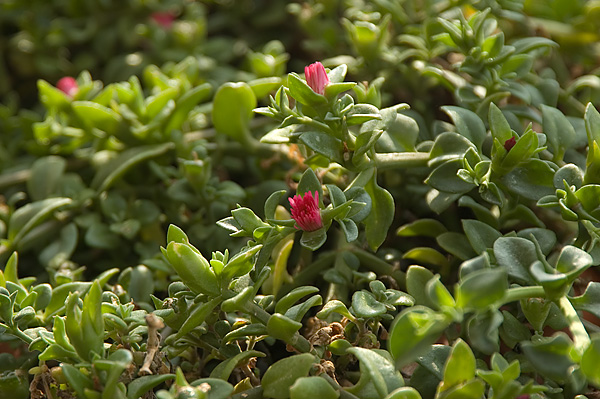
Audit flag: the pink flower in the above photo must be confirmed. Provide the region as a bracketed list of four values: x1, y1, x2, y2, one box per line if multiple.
[304, 62, 330, 95]
[151, 12, 176, 29]
[56, 77, 78, 97]
[289, 191, 323, 232]
[504, 136, 516, 152]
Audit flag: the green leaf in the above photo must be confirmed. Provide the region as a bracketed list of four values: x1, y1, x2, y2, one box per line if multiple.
[570, 282, 600, 319]
[221, 244, 262, 280]
[290, 377, 339, 399]
[406, 266, 436, 308]
[92, 143, 174, 192]
[542, 105, 575, 158]
[429, 132, 475, 166]
[426, 276, 455, 311]
[145, 88, 178, 119]
[373, 108, 419, 152]
[397, 219, 447, 238]
[38, 79, 71, 109]
[165, 83, 212, 132]
[65, 281, 104, 362]
[287, 73, 327, 106]
[466, 310, 502, 355]
[166, 242, 219, 296]
[500, 159, 556, 200]
[27, 156, 67, 201]
[299, 131, 344, 161]
[266, 313, 303, 341]
[126, 374, 175, 399]
[300, 228, 328, 251]
[555, 245, 593, 276]
[585, 103, 600, 146]
[403, 247, 449, 269]
[249, 77, 283, 99]
[276, 286, 320, 314]
[581, 336, 600, 387]
[209, 350, 265, 381]
[462, 219, 501, 253]
[441, 106, 486, 151]
[176, 295, 222, 338]
[488, 103, 512, 143]
[72, 101, 122, 132]
[223, 323, 268, 343]
[441, 339, 476, 389]
[265, 190, 287, 220]
[493, 237, 536, 284]
[364, 169, 394, 251]
[212, 82, 257, 143]
[346, 348, 404, 399]
[352, 291, 387, 318]
[520, 297, 551, 332]
[324, 82, 357, 99]
[437, 232, 476, 261]
[317, 300, 355, 321]
[232, 207, 266, 233]
[456, 268, 507, 311]
[385, 387, 422, 399]
[520, 332, 575, 382]
[426, 159, 476, 194]
[261, 353, 317, 399]
[327, 64, 348, 83]
[61, 363, 93, 398]
[297, 168, 324, 201]
[8, 198, 72, 246]
[388, 306, 451, 368]
[285, 295, 322, 322]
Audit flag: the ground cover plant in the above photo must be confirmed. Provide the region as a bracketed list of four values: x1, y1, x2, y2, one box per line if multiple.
[2, 0, 600, 398]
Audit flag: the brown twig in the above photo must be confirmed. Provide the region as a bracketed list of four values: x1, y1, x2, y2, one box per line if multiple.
[139, 314, 164, 375]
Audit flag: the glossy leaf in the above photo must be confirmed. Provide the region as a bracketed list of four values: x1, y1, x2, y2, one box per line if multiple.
[261, 353, 316, 399]
[212, 82, 257, 143]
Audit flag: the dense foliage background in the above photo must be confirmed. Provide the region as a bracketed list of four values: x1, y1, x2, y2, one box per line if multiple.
[1, 0, 600, 398]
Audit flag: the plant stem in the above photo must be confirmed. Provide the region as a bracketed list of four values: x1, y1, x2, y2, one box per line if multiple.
[0, 168, 30, 190]
[11, 326, 33, 345]
[558, 295, 590, 355]
[501, 286, 546, 305]
[373, 152, 429, 170]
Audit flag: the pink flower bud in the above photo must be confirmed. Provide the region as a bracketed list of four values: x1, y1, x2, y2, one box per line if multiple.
[304, 62, 330, 95]
[289, 191, 323, 232]
[151, 12, 176, 29]
[504, 136, 516, 152]
[56, 77, 78, 97]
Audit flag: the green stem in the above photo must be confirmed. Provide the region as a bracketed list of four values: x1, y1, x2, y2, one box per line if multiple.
[0, 169, 30, 190]
[296, 116, 334, 135]
[501, 286, 546, 305]
[373, 152, 430, 170]
[558, 295, 590, 355]
[10, 326, 33, 345]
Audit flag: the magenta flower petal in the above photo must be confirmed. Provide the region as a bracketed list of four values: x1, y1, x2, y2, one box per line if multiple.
[56, 77, 78, 97]
[289, 191, 323, 232]
[304, 62, 330, 95]
[151, 12, 176, 29]
[504, 136, 516, 152]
